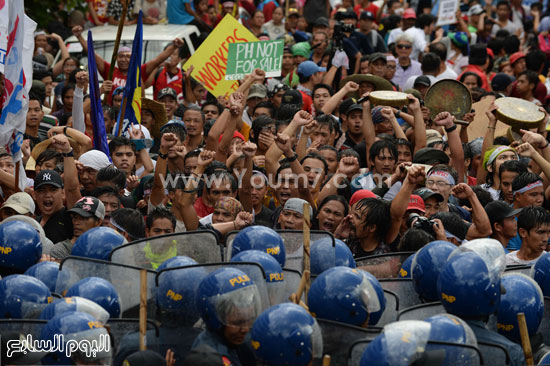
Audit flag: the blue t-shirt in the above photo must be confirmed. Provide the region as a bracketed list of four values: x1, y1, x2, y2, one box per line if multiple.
[506, 217, 522, 251]
[167, 0, 194, 25]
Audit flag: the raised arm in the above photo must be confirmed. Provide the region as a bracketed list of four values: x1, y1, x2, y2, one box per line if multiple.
[238, 142, 257, 213]
[150, 133, 177, 206]
[144, 38, 184, 76]
[50, 134, 81, 208]
[453, 184, 492, 239]
[477, 102, 498, 184]
[433, 111, 465, 184]
[318, 156, 360, 203]
[387, 165, 426, 243]
[215, 92, 244, 162]
[296, 120, 318, 160]
[72, 26, 106, 75]
[360, 93, 376, 164]
[381, 107, 407, 140]
[47, 126, 93, 154]
[129, 125, 155, 176]
[51, 33, 70, 78]
[321, 81, 358, 115]
[406, 94, 426, 153]
[72, 71, 88, 134]
[516, 142, 550, 188]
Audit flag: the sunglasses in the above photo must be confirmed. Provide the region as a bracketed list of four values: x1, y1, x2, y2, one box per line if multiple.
[397, 44, 412, 49]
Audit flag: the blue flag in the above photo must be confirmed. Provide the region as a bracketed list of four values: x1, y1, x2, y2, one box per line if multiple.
[87, 31, 112, 161]
[115, 11, 143, 136]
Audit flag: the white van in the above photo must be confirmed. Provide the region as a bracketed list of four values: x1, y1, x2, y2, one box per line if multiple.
[61, 23, 201, 65]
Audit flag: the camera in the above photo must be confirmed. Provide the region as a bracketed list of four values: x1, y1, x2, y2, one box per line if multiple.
[333, 21, 355, 50]
[407, 213, 437, 237]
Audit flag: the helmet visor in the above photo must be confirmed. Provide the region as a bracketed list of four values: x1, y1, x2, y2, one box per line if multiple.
[214, 285, 263, 328]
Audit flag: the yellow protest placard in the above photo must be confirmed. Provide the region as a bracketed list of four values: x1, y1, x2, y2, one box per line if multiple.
[183, 15, 258, 98]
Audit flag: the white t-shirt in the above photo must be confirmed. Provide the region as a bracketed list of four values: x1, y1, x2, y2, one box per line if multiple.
[505, 251, 542, 266]
[436, 66, 458, 81]
[402, 74, 437, 92]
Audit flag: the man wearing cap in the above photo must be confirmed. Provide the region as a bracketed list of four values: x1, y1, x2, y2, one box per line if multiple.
[467, 4, 484, 35]
[414, 187, 444, 218]
[368, 53, 387, 78]
[243, 84, 268, 127]
[358, 11, 388, 53]
[158, 87, 178, 121]
[296, 61, 326, 114]
[485, 201, 521, 252]
[34, 170, 73, 244]
[72, 25, 184, 103]
[51, 196, 105, 260]
[342, 104, 365, 150]
[491, 73, 514, 97]
[0, 192, 35, 220]
[152, 46, 184, 102]
[509, 51, 526, 77]
[277, 197, 313, 230]
[285, 8, 309, 43]
[78, 150, 112, 195]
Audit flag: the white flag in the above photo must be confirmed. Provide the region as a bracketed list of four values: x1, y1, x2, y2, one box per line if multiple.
[0, 0, 29, 190]
[23, 15, 36, 94]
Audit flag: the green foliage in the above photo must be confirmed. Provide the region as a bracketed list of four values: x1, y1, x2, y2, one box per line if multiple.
[25, 0, 85, 30]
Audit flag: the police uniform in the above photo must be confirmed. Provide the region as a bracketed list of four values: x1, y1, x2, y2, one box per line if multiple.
[191, 329, 256, 366]
[466, 320, 525, 366]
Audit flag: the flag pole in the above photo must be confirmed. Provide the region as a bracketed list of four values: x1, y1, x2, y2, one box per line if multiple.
[117, 97, 128, 136]
[14, 160, 20, 192]
[108, 0, 129, 81]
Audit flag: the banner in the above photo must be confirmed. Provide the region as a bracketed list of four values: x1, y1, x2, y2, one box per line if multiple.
[87, 31, 112, 160]
[0, 0, 30, 190]
[23, 15, 37, 93]
[183, 15, 258, 98]
[226, 40, 284, 80]
[115, 11, 143, 136]
[436, 0, 459, 27]
[0, 0, 9, 73]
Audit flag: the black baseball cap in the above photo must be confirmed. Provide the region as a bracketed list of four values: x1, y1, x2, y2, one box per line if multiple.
[34, 169, 63, 190]
[346, 104, 363, 115]
[414, 75, 431, 87]
[491, 73, 513, 92]
[67, 196, 106, 220]
[360, 11, 375, 20]
[485, 201, 522, 225]
[281, 89, 303, 107]
[157, 87, 178, 100]
[314, 17, 329, 28]
[413, 148, 450, 165]
[369, 52, 387, 63]
[339, 98, 356, 115]
[414, 187, 444, 203]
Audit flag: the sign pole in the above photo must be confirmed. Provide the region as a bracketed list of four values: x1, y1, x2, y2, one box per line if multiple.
[518, 312, 533, 365]
[303, 202, 311, 305]
[139, 269, 147, 351]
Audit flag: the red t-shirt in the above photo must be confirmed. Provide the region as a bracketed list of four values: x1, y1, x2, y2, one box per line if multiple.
[354, 3, 379, 17]
[101, 60, 149, 104]
[87, 0, 109, 25]
[467, 175, 477, 186]
[298, 90, 314, 114]
[153, 68, 183, 101]
[194, 196, 215, 218]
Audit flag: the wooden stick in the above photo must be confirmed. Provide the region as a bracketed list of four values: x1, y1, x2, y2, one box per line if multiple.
[285, 0, 290, 17]
[108, 0, 129, 81]
[139, 269, 147, 351]
[293, 270, 310, 303]
[517, 312, 534, 366]
[322, 355, 331, 366]
[14, 159, 20, 192]
[303, 203, 311, 305]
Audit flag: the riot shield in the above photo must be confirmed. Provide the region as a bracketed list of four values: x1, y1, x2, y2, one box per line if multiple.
[110, 231, 222, 269]
[55, 257, 157, 318]
[348, 339, 482, 366]
[377, 290, 399, 326]
[540, 297, 550, 347]
[397, 302, 446, 321]
[478, 341, 511, 366]
[106, 318, 160, 352]
[355, 252, 416, 279]
[225, 230, 335, 273]
[155, 262, 271, 319]
[318, 319, 381, 366]
[0, 319, 48, 364]
[379, 278, 422, 310]
[504, 265, 531, 275]
[282, 268, 303, 303]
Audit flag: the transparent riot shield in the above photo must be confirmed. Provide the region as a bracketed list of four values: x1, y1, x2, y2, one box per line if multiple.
[318, 319, 381, 365]
[110, 231, 222, 269]
[504, 265, 532, 275]
[348, 339, 482, 366]
[106, 319, 160, 353]
[155, 262, 271, 322]
[0, 319, 48, 364]
[281, 268, 303, 303]
[540, 297, 550, 347]
[225, 230, 336, 273]
[377, 290, 399, 326]
[478, 341, 511, 366]
[379, 278, 422, 310]
[55, 257, 157, 318]
[397, 302, 446, 321]
[355, 252, 416, 279]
